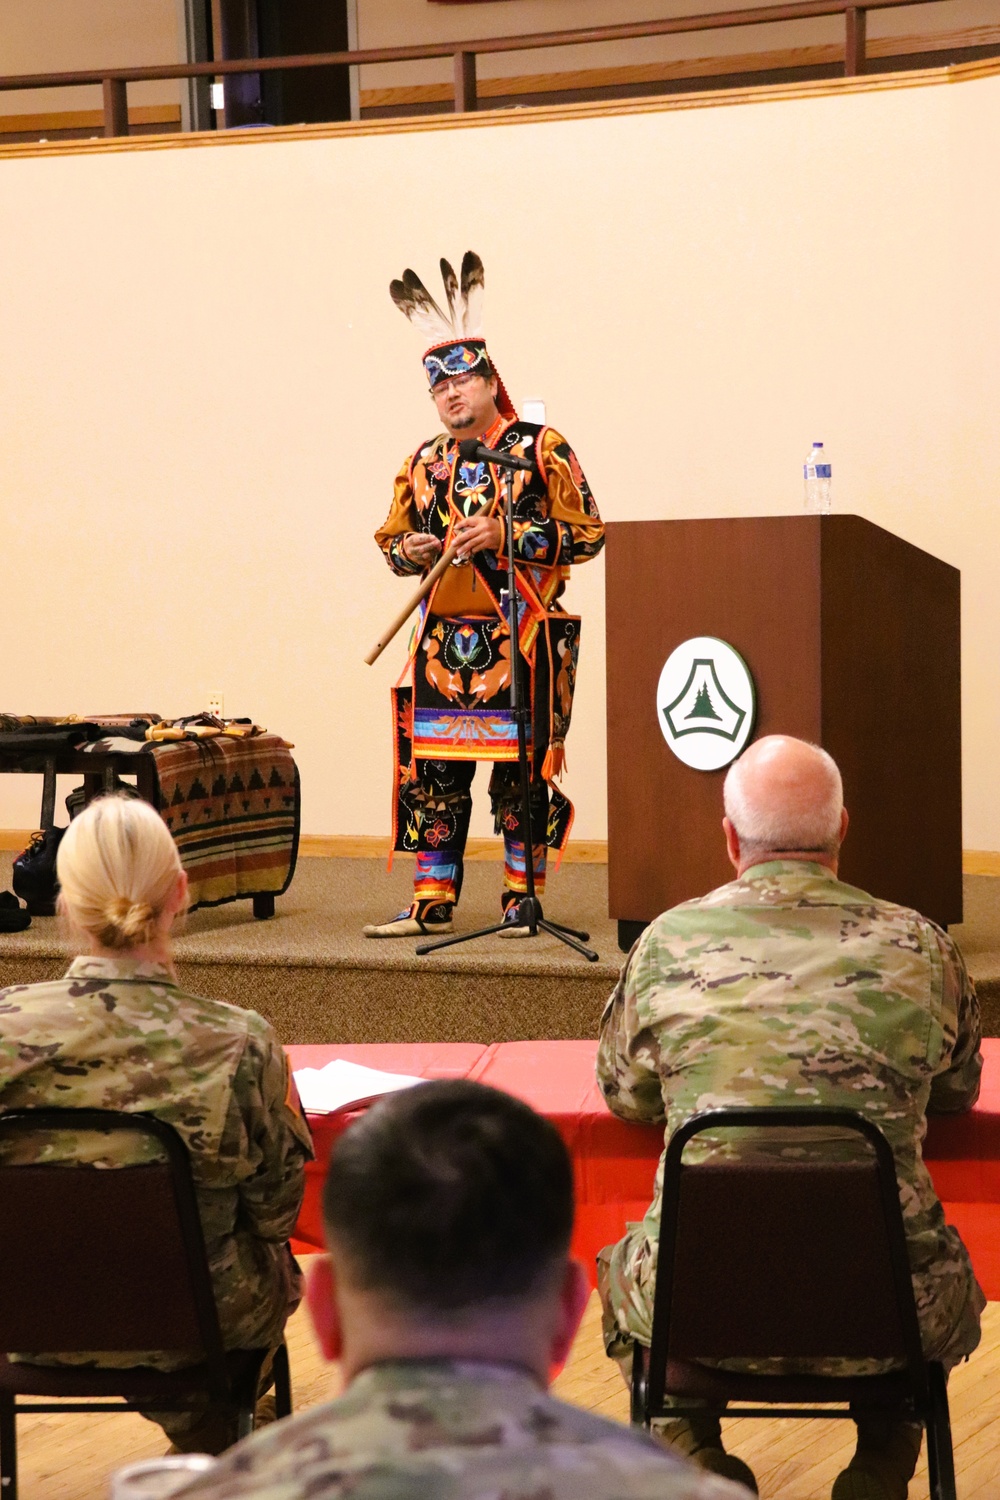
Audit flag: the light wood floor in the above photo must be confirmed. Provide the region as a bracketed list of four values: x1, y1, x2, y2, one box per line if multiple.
[12, 1268, 1000, 1498]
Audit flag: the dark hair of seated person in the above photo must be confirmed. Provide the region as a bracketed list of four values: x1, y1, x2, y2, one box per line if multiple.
[322, 1080, 574, 1312]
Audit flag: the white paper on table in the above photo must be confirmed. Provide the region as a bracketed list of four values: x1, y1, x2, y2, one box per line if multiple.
[293, 1059, 425, 1114]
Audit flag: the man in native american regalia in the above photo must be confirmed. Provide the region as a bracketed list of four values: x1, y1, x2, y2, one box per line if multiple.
[364, 251, 604, 939]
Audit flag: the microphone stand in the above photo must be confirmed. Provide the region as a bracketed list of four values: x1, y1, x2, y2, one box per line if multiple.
[417, 464, 598, 962]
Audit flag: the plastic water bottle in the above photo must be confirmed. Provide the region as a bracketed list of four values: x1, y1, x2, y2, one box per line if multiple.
[803, 442, 832, 514]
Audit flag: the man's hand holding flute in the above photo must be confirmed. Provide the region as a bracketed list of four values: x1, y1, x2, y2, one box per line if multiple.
[401, 512, 502, 569]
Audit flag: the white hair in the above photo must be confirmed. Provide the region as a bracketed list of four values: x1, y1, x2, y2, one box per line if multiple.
[57, 794, 183, 951]
[723, 741, 843, 855]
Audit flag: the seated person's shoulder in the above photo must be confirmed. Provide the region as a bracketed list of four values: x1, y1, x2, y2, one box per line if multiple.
[639, 881, 746, 945]
[172, 985, 276, 1046]
[167, 989, 291, 1094]
[177, 1380, 746, 1499]
[185, 996, 292, 1093]
[529, 1391, 746, 1492]
[857, 891, 958, 958]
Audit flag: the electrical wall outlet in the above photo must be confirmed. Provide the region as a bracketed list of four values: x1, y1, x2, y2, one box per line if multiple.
[207, 692, 224, 719]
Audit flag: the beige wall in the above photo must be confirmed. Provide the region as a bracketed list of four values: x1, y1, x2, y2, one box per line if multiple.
[0, 67, 998, 848]
[0, 0, 182, 117]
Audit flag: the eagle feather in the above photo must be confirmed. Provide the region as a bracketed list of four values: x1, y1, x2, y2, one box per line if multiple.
[389, 268, 453, 344]
[390, 251, 485, 344]
[439, 258, 459, 330]
[459, 250, 485, 337]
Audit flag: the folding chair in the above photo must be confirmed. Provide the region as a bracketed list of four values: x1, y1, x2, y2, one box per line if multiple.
[630, 1107, 956, 1500]
[0, 1108, 292, 1500]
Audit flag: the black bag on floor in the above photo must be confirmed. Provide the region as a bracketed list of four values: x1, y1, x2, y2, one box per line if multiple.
[13, 826, 66, 917]
[0, 891, 30, 932]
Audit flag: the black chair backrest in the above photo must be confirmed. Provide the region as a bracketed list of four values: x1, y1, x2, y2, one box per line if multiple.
[0, 1109, 228, 1386]
[647, 1107, 927, 1408]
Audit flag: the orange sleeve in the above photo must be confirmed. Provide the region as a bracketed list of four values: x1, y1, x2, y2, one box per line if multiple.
[375, 455, 425, 576]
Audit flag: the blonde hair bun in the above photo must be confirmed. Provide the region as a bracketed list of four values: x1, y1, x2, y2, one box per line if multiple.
[102, 896, 157, 950]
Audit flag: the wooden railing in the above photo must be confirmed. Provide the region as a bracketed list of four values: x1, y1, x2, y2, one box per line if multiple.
[0, 0, 968, 138]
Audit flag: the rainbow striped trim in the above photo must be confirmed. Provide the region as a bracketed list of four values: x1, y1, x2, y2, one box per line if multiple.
[415, 850, 461, 905]
[503, 838, 547, 895]
[412, 708, 526, 762]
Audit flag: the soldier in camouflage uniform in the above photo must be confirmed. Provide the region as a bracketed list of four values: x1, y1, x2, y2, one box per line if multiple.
[173, 1080, 751, 1500]
[0, 796, 313, 1452]
[597, 736, 984, 1500]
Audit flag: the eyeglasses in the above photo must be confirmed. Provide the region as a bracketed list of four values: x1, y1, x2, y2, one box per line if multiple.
[431, 373, 478, 397]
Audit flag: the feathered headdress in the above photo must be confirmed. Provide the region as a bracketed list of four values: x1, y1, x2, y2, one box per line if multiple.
[389, 250, 515, 419]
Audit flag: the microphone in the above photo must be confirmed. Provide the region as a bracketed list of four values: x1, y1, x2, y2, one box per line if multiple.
[458, 438, 533, 473]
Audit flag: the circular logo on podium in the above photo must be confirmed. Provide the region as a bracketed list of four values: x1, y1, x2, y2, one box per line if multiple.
[656, 637, 756, 771]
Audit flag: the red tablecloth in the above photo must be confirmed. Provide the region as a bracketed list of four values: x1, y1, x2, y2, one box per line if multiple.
[286, 1038, 1000, 1299]
[289, 1044, 490, 1254]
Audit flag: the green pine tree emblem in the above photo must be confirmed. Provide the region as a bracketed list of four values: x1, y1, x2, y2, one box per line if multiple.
[661, 652, 752, 746]
[686, 683, 721, 721]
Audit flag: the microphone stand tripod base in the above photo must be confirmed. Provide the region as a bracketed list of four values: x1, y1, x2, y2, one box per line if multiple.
[416, 896, 598, 961]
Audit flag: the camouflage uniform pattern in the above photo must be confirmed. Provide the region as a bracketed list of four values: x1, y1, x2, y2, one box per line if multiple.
[172, 1358, 751, 1499]
[0, 955, 314, 1368]
[597, 861, 985, 1375]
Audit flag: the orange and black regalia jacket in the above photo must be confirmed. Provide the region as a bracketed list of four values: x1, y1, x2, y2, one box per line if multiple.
[375, 414, 604, 855]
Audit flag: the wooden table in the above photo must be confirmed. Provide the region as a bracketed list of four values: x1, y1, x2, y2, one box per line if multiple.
[0, 744, 157, 831]
[0, 734, 288, 919]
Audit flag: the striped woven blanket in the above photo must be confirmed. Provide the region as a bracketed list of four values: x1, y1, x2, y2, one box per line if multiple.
[152, 733, 299, 911]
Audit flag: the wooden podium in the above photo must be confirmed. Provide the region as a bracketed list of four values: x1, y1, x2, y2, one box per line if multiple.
[605, 515, 961, 945]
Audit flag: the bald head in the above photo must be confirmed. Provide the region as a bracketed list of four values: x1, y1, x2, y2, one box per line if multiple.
[723, 736, 846, 874]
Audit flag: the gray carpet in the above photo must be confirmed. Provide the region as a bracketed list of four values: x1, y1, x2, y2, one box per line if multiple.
[0, 856, 996, 1042]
